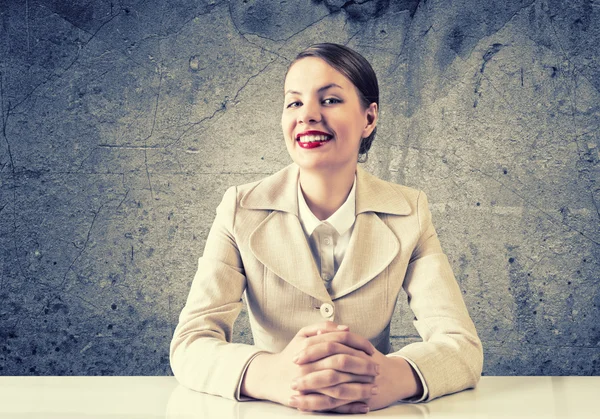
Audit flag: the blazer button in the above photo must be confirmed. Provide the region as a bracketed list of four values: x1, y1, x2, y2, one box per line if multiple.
[320, 303, 334, 319]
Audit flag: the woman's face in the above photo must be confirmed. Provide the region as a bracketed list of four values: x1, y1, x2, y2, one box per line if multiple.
[282, 57, 377, 173]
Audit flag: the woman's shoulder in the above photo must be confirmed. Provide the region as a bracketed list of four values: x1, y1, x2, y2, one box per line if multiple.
[356, 166, 424, 215]
[235, 164, 295, 190]
[226, 164, 299, 213]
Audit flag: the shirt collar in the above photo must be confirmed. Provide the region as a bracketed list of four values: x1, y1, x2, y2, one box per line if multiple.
[297, 176, 356, 237]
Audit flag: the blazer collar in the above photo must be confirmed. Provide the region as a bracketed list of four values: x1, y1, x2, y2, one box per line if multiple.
[240, 163, 411, 216]
[240, 164, 300, 215]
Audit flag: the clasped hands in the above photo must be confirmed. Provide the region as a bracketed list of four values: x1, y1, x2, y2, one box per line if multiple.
[243, 321, 417, 414]
[285, 321, 380, 414]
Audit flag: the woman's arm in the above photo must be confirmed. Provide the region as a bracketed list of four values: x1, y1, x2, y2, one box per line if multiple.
[170, 187, 265, 400]
[392, 190, 483, 401]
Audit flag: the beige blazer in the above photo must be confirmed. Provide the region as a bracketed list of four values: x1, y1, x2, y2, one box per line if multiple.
[170, 164, 483, 402]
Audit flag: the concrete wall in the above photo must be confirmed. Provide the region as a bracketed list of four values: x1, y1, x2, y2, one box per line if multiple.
[1, 0, 598, 376]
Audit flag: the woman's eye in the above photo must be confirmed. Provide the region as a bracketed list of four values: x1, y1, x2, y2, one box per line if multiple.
[323, 98, 341, 105]
[286, 101, 301, 108]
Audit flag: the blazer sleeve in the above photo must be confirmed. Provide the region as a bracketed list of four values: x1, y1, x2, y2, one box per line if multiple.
[170, 186, 265, 400]
[390, 191, 483, 401]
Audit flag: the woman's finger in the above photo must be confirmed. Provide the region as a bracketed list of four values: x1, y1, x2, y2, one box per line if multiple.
[295, 341, 370, 364]
[329, 402, 370, 414]
[299, 353, 379, 377]
[296, 321, 349, 338]
[288, 393, 350, 412]
[293, 369, 375, 391]
[310, 382, 378, 401]
[302, 331, 376, 356]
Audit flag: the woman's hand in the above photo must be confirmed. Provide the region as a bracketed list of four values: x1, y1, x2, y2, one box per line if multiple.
[287, 323, 381, 414]
[240, 321, 378, 413]
[291, 327, 424, 413]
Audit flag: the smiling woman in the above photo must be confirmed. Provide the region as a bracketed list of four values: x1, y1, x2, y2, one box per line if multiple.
[282, 57, 377, 186]
[170, 43, 483, 414]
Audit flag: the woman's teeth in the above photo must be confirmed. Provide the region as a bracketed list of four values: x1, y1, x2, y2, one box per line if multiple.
[298, 135, 331, 143]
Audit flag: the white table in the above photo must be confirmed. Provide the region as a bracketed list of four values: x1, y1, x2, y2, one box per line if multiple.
[0, 376, 597, 418]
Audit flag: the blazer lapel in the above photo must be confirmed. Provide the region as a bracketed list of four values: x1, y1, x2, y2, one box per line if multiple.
[329, 212, 400, 299]
[329, 167, 411, 299]
[249, 211, 331, 302]
[243, 164, 331, 302]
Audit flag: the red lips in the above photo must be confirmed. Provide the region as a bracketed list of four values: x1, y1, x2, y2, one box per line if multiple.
[298, 141, 326, 149]
[296, 130, 333, 149]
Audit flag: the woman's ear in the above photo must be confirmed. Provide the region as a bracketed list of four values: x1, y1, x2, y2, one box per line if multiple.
[362, 102, 378, 138]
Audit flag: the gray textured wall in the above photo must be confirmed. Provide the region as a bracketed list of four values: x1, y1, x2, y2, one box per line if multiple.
[1, 0, 598, 376]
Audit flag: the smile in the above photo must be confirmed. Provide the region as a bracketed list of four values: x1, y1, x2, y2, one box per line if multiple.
[296, 131, 333, 149]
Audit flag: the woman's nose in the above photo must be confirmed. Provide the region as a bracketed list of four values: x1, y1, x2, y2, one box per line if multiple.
[298, 101, 321, 124]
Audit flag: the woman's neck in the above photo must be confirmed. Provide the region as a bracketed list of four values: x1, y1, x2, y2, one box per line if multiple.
[299, 165, 356, 221]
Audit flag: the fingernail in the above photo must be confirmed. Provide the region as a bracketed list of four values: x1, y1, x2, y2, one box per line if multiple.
[288, 396, 297, 407]
[359, 405, 370, 413]
[317, 329, 322, 335]
[375, 364, 380, 375]
[337, 324, 349, 330]
[371, 386, 379, 395]
[292, 354, 299, 363]
[291, 380, 298, 390]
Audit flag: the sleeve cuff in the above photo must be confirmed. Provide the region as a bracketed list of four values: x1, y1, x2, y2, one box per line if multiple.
[235, 351, 269, 401]
[387, 354, 429, 403]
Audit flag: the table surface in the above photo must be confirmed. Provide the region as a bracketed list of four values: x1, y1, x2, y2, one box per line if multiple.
[0, 376, 597, 418]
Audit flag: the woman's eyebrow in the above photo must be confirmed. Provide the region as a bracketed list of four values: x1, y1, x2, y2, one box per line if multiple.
[284, 83, 343, 96]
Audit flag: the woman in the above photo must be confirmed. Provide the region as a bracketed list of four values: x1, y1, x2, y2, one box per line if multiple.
[170, 43, 483, 414]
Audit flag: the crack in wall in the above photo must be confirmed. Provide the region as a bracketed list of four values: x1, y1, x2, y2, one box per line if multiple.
[142, 66, 163, 200]
[7, 7, 123, 115]
[474, 44, 506, 108]
[37, 2, 95, 36]
[133, 0, 227, 44]
[563, 62, 600, 222]
[166, 58, 275, 148]
[1, 69, 30, 284]
[59, 202, 105, 289]
[227, 1, 293, 62]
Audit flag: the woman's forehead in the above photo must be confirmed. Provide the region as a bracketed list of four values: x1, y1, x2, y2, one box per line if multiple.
[284, 57, 352, 92]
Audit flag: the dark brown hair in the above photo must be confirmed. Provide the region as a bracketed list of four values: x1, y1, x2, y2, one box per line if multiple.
[288, 43, 379, 162]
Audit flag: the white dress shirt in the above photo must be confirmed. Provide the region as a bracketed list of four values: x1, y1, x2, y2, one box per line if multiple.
[297, 177, 356, 292]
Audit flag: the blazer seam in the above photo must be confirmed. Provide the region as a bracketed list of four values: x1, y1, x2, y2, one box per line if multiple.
[385, 264, 389, 310]
[263, 264, 267, 306]
[232, 186, 238, 233]
[382, 213, 390, 310]
[416, 190, 423, 237]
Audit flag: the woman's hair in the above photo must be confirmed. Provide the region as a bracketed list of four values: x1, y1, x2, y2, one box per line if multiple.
[288, 43, 379, 162]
